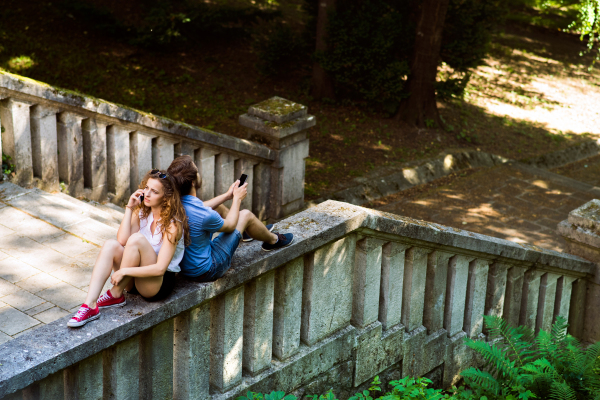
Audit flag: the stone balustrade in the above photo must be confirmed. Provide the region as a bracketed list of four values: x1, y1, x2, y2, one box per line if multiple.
[0, 71, 314, 220]
[0, 201, 594, 400]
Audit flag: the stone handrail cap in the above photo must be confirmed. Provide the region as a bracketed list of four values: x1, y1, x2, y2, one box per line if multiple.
[568, 199, 600, 230]
[248, 96, 307, 124]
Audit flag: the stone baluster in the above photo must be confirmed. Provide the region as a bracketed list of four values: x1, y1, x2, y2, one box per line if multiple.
[444, 255, 473, 337]
[195, 148, 217, 201]
[129, 131, 154, 191]
[153, 136, 177, 170]
[243, 271, 275, 376]
[568, 278, 587, 338]
[82, 119, 108, 201]
[30, 105, 59, 192]
[239, 97, 314, 220]
[519, 270, 543, 331]
[379, 242, 409, 330]
[503, 266, 526, 328]
[352, 238, 385, 328]
[273, 257, 303, 360]
[215, 153, 236, 208]
[302, 235, 356, 345]
[402, 247, 430, 332]
[177, 141, 196, 158]
[174, 302, 211, 400]
[63, 353, 103, 400]
[103, 336, 140, 399]
[235, 158, 256, 212]
[553, 275, 576, 321]
[139, 320, 174, 399]
[252, 163, 271, 221]
[484, 262, 509, 320]
[424, 251, 452, 334]
[535, 272, 560, 333]
[106, 125, 131, 205]
[464, 259, 490, 338]
[0, 98, 33, 186]
[210, 286, 244, 392]
[57, 112, 85, 198]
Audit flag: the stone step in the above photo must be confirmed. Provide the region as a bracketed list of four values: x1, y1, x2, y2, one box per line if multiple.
[0, 182, 118, 246]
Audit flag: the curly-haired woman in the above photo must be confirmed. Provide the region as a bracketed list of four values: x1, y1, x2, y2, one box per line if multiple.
[68, 169, 188, 328]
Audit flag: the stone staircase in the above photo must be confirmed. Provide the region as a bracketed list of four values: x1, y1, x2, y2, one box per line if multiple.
[0, 181, 124, 343]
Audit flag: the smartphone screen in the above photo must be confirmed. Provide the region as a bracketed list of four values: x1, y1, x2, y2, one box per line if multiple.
[239, 174, 248, 186]
[139, 194, 144, 203]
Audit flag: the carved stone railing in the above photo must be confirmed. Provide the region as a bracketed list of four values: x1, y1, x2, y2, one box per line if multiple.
[0, 201, 594, 399]
[0, 71, 314, 220]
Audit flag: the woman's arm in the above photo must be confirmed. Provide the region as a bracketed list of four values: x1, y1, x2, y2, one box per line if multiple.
[114, 224, 180, 281]
[116, 189, 143, 246]
[203, 181, 236, 209]
[218, 182, 247, 233]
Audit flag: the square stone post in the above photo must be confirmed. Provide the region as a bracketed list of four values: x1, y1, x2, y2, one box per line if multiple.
[139, 319, 174, 399]
[129, 131, 154, 191]
[568, 278, 587, 339]
[106, 125, 131, 205]
[352, 237, 385, 328]
[535, 272, 560, 333]
[519, 270, 543, 331]
[57, 112, 85, 197]
[273, 257, 303, 360]
[1, 98, 33, 186]
[557, 199, 600, 343]
[239, 97, 315, 220]
[464, 259, 490, 338]
[423, 251, 452, 334]
[553, 275, 576, 321]
[30, 105, 59, 192]
[215, 153, 236, 208]
[379, 242, 409, 330]
[444, 255, 473, 337]
[195, 148, 218, 201]
[103, 336, 140, 399]
[503, 266, 526, 328]
[82, 119, 108, 201]
[152, 136, 177, 170]
[402, 247, 430, 332]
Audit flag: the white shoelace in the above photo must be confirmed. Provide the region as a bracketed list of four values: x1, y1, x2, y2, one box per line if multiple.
[98, 292, 111, 303]
[74, 306, 90, 320]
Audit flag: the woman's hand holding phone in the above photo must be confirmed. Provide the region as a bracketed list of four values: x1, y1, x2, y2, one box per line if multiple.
[126, 189, 145, 209]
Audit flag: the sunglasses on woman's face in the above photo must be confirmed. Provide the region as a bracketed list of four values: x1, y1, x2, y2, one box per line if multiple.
[150, 169, 168, 179]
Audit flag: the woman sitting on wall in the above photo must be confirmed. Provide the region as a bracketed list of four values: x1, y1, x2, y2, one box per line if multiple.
[68, 169, 188, 328]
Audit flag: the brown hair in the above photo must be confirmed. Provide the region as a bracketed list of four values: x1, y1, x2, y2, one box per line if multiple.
[167, 155, 201, 197]
[134, 170, 190, 246]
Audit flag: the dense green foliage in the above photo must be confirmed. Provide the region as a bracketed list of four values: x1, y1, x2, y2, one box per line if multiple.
[463, 315, 600, 399]
[307, 0, 505, 110]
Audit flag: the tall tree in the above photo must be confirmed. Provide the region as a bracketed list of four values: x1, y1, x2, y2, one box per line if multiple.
[311, 0, 336, 100]
[395, 0, 451, 128]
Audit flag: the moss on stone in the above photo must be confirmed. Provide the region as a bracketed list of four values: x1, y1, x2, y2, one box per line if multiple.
[263, 118, 299, 130]
[253, 97, 305, 116]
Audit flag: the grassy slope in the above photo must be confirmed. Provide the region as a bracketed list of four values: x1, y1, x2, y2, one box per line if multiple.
[1, 0, 599, 200]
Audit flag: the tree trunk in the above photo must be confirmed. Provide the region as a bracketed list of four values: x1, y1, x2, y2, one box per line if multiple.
[311, 0, 336, 100]
[395, 0, 450, 128]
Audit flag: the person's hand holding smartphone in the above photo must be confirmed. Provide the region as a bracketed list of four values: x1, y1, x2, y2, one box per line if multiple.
[233, 174, 248, 202]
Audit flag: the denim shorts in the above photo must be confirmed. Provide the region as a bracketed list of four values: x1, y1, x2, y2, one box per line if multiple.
[192, 230, 242, 282]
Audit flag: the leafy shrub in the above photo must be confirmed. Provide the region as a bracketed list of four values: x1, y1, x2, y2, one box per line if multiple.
[462, 315, 600, 399]
[252, 20, 303, 76]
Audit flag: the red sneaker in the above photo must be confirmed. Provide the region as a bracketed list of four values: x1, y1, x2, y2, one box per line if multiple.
[67, 304, 100, 328]
[97, 289, 126, 309]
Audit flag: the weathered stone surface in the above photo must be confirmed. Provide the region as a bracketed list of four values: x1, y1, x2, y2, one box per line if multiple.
[248, 97, 308, 124]
[57, 112, 85, 198]
[536, 273, 560, 333]
[30, 105, 59, 192]
[444, 255, 472, 337]
[140, 319, 174, 399]
[519, 270, 544, 330]
[424, 251, 452, 334]
[0, 98, 33, 187]
[379, 242, 408, 330]
[352, 238, 385, 328]
[353, 322, 404, 386]
[484, 263, 510, 326]
[558, 219, 600, 252]
[239, 114, 316, 139]
[81, 119, 108, 201]
[243, 271, 275, 376]
[568, 278, 586, 338]
[103, 335, 140, 400]
[464, 259, 490, 338]
[503, 266, 526, 328]
[196, 148, 218, 201]
[273, 258, 303, 360]
[402, 247, 429, 332]
[443, 332, 470, 388]
[401, 326, 427, 378]
[174, 301, 210, 400]
[567, 199, 600, 230]
[553, 276, 575, 321]
[106, 125, 131, 205]
[153, 136, 177, 170]
[65, 352, 103, 400]
[215, 153, 236, 208]
[302, 235, 356, 346]
[129, 131, 154, 192]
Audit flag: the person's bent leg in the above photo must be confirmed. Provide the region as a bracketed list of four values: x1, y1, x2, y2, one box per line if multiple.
[213, 204, 229, 219]
[236, 210, 277, 244]
[110, 233, 159, 299]
[83, 239, 124, 308]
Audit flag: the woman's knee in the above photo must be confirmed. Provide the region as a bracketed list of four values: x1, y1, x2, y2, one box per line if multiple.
[102, 239, 124, 254]
[125, 232, 147, 248]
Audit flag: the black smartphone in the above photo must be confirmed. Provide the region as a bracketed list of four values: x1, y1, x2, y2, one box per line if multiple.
[139, 193, 144, 203]
[239, 174, 248, 186]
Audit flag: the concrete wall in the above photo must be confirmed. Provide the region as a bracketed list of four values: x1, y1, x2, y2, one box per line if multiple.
[0, 201, 593, 399]
[0, 71, 312, 220]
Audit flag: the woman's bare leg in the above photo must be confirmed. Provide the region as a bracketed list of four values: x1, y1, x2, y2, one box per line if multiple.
[236, 210, 277, 244]
[84, 239, 124, 308]
[110, 233, 160, 299]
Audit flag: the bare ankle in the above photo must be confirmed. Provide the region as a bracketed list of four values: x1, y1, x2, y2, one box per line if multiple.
[269, 233, 278, 245]
[110, 287, 123, 298]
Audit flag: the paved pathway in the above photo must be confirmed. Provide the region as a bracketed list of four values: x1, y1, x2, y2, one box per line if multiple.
[0, 183, 122, 343]
[371, 162, 600, 251]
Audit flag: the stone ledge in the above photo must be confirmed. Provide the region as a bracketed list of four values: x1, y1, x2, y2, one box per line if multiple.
[568, 199, 600, 230]
[0, 200, 593, 396]
[0, 71, 274, 162]
[239, 113, 316, 139]
[248, 97, 307, 124]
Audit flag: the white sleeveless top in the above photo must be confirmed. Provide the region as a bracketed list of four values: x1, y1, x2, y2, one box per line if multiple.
[139, 211, 184, 273]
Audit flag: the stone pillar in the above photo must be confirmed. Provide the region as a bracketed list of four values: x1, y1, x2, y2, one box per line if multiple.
[423, 251, 452, 334]
[535, 272, 560, 333]
[402, 247, 429, 332]
[140, 319, 174, 399]
[30, 105, 59, 192]
[152, 136, 177, 170]
[568, 278, 587, 338]
[503, 266, 526, 328]
[554, 275, 575, 321]
[210, 286, 244, 392]
[0, 98, 33, 186]
[243, 271, 275, 375]
[82, 119, 108, 201]
[103, 336, 140, 399]
[57, 112, 85, 197]
[195, 148, 217, 201]
[64, 353, 103, 400]
[352, 237, 385, 328]
[129, 131, 154, 191]
[215, 153, 236, 208]
[557, 199, 600, 343]
[252, 162, 271, 221]
[519, 270, 543, 331]
[239, 97, 315, 220]
[464, 259, 490, 338]
[301, 235, 356, 345]
[106, 125, 131, 205]
[174, 302, 211, 400]
[379, 242, 409, 330]
[273, 257, 303, 360]
[444, 255, 472, 337]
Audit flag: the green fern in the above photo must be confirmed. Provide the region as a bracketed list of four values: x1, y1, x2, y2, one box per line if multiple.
[460, 368, 501, 395]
